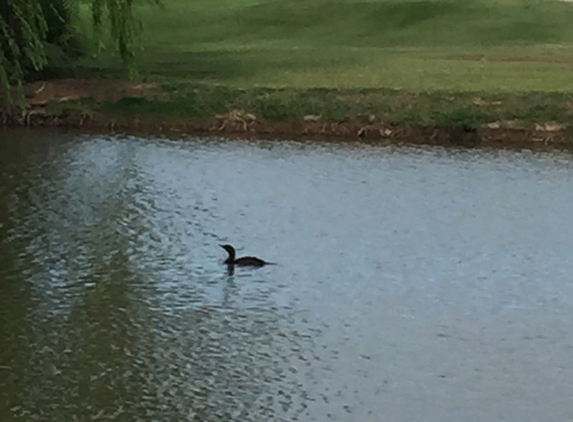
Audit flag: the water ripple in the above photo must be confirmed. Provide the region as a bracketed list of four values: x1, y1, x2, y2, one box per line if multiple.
[1, 132, 573, 421]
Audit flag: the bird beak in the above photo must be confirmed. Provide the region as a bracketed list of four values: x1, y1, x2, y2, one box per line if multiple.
[219, 244, 225, 249]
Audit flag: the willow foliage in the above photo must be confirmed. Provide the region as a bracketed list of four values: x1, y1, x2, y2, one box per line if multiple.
[0, 0, 160, 109]
[0, 0, 48, 107]
[90, 0, 162, 78]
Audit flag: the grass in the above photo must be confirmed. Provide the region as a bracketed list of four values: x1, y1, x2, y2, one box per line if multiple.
[133, 0, 573, 90]
[75, 0, 573, 127]
[90, 85, 572, 129]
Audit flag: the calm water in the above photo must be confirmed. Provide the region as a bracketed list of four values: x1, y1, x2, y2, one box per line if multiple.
[1, 130, 573, 422]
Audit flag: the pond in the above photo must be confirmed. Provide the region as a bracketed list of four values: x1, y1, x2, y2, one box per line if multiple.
[1, 130, 573, 422]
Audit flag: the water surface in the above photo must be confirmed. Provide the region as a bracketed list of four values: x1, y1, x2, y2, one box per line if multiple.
[1, 130, 573, 421]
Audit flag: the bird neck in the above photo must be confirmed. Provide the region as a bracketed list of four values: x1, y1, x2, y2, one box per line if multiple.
[224, 249, 235, 263]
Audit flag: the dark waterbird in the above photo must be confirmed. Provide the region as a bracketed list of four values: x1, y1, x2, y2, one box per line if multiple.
[219, 244, 275, 268]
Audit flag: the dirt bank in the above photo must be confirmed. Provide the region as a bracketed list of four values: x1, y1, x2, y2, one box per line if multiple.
[2, 78, 572, 150]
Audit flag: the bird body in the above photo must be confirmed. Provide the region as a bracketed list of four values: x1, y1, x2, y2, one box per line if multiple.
[219, 244, 272, 268]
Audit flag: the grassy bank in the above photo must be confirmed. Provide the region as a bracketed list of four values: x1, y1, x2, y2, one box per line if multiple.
[9, 0, 573, 142]
[97, 85, 573, 128]
[119, 0, 573, 91]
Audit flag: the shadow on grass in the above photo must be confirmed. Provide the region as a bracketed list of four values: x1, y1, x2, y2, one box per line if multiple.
[140, 51, 249, 80]
[139, 48, 364, 83]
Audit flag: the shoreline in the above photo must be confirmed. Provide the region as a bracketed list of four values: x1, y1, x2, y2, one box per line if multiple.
[2, 78, 572, 150]
[4, 111, 571, 151]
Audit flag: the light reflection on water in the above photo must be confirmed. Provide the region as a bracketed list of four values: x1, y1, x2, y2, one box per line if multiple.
[1, 130, 573, 421]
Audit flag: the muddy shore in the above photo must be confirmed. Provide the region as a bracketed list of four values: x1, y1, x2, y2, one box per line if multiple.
[2, 110, 571, 151]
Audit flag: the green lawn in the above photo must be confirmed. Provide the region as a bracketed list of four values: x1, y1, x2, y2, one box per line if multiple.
[77, 0, 573, 126]
[117, 0, 573, 92]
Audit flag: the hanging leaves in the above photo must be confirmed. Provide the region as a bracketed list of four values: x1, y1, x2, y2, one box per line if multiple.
[0, 0, 161, 110]
[0, 0, 48, 108]
[91, 0, 162, 79]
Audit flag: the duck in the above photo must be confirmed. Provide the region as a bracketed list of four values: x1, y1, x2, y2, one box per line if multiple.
[219, 244, 273, 267]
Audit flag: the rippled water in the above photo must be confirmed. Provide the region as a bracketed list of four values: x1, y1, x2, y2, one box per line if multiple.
[1, 130, 573, 421]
